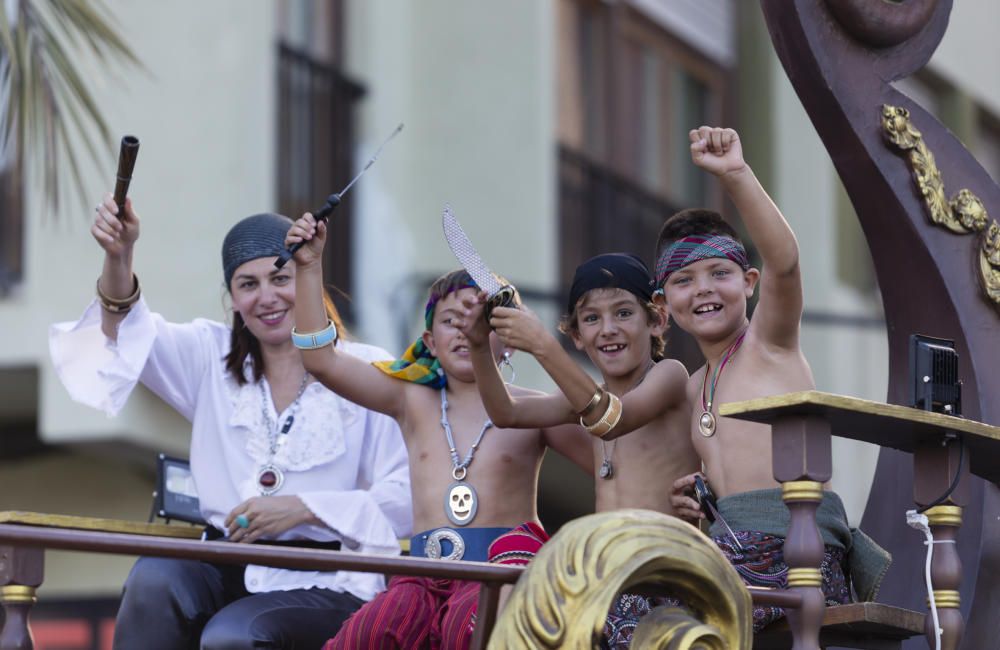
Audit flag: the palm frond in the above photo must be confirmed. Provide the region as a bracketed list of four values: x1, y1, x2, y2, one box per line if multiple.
[0, 0, 140, 214]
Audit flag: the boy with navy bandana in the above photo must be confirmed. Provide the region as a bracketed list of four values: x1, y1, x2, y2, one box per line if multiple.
[457, 253, 696, 516]
[455, 252, 698, 647]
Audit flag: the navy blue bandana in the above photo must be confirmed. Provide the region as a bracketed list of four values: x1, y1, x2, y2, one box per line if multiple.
[567, 253, 654, 314]
[222, 213, 293, 288]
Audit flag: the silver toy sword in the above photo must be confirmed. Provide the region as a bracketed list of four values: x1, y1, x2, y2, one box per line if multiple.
[441, 205, 517, 321]
[275, 123, 404, 269]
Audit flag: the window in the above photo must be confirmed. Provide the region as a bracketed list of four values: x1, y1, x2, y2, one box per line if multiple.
[556, 0, 732, 282]
[0, 154, 23, 296]
[556, 0, 734, 368]
[275, 1, 364, 323]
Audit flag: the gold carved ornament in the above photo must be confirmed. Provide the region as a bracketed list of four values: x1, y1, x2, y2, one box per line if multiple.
[881, 104, 1000, 307]
[488, 509, 751, 650]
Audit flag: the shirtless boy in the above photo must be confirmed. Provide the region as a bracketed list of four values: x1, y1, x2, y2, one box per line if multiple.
[661, 126, 886, 630]
[457, 252, 697, 515]
[286, 214, 593, 648]
[455, 252, 698, 646]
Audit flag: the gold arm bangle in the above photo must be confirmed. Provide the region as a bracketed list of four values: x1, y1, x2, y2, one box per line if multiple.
[583, 393, 622, 438]
[577, 389, 604, 417]
[97, 273, 141, 314]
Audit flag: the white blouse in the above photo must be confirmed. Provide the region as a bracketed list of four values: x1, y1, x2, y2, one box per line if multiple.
[50, 298, 412, 601]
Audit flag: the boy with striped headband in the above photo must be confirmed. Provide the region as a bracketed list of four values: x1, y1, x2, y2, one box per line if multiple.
[660, 126, 887, 632]
[285, 214, 594, 649]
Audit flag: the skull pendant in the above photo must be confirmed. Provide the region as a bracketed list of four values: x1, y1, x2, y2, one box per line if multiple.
[445, 481, 478, 526]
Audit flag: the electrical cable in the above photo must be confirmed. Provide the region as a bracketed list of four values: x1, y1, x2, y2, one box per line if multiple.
[917, 434, 964, 514]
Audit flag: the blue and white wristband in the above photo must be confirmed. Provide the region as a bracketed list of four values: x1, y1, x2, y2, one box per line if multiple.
[291, 320, 337, 350]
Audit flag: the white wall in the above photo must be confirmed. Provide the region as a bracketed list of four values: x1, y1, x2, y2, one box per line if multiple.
[0, 452, 159, 597]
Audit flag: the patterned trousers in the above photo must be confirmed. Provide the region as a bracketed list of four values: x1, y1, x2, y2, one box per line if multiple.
[602, 531, 851, 648]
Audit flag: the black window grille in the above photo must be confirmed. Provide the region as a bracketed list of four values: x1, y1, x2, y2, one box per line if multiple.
[0, 156, 23, 296]
[557, 145, 704, 370]
[276, 43, 364, 323]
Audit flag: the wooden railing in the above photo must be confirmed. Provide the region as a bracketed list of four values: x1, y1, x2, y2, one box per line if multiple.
[721, 391, 1000, 650]
[0, 520, 521, 650]
[5, 395, 986, 648]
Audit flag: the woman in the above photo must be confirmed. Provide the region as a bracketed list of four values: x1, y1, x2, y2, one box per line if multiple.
[50, 194, 412, 649]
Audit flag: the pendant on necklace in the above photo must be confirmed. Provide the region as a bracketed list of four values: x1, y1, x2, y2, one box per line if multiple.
[699, 411, 717, 437]
[445, 480, 478, 526]
[257, 464, 285, 496]
[598, 458, 614, 480]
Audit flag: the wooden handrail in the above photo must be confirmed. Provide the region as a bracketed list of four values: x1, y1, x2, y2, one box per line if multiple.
[0, 519, 809, 649]
[0, 524, 523, 583]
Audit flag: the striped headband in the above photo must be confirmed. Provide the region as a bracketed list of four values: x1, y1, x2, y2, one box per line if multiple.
[654, 234, 750, 288]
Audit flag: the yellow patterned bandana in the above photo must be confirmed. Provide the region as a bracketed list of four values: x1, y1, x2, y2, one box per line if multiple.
[372, 279, 478, 389]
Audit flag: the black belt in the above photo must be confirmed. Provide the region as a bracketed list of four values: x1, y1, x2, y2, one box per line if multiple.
[203, 526, 341, 551]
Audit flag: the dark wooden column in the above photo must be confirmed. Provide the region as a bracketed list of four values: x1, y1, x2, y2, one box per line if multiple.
[914, 435, 969, 650]
[920, 506, 962, 649]
[756, 2, 1000, 645]
[0, 545, 43, 650]
[470, 581, 502, 649]
[772, 415, 832, 650]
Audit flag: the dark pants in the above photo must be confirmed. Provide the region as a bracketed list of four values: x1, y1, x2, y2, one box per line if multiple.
[113, 557, 364, 650]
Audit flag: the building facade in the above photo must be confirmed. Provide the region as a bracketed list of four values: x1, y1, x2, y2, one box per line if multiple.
[0, 0, 996, 644]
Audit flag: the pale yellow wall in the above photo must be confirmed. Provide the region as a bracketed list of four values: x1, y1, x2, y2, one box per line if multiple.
[929, 0, 1000, 115]
[346, 0, 560, 391]
[0, 1, 277, 452]
[0, 0, 276, 594]
[0, 452, 160, 597]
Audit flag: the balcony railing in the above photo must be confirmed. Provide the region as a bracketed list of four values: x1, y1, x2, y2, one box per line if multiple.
[557, 145, 705, 369]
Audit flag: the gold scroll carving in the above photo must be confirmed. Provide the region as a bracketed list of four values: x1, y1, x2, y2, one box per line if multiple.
[882, 104, 999, 308]
[488, 509, 751, 649]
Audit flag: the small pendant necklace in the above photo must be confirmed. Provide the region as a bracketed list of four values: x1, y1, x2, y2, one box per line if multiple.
[439, 389, 493, 526]
[598, 359, 655, 480]
[257, 372, 309, 495]
[699, 330, 747, 437]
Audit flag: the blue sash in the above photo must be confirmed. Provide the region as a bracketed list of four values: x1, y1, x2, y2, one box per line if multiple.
[410, 527, 510, 562]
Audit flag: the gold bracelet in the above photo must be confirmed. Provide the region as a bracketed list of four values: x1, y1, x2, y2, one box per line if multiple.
[96, 273, 141, 314]
[577, 389, 603, 417]
[582, 393, 622, 438]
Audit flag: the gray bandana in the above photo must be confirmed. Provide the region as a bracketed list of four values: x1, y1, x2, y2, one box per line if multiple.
[222, 213, 293, 288]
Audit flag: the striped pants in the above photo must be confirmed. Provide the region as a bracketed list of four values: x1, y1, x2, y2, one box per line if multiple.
[324, 522, 548, 650]
[323, 575, 479, 650]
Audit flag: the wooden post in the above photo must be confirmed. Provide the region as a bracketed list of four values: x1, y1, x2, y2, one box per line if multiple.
[470, 581, 501, 650]
[922, 506, 962, 650]
[772, 415, 832, 650]
[782, 481, 825, 650]
[0, 546, 43, 650]
[913, 434, 967, 650]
